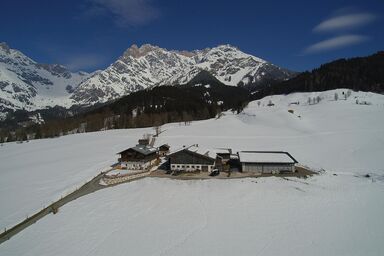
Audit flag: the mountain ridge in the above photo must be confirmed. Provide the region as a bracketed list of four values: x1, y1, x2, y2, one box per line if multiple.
[0, 42, 90, 118]
[0, 42, 296, 116]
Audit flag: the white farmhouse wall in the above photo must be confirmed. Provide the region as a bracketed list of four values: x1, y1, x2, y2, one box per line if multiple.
[122, 158, 157, 170]
[171, 164, 213, 172]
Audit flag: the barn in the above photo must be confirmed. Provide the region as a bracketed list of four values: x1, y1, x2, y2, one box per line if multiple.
[168, 149, 215, 172]
[238, 151, 298, 174]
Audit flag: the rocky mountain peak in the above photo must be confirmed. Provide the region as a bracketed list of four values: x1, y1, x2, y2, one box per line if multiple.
[0, 42, 11, 54]
[1, 42, 296, 115]
[123, 43, 161, 58]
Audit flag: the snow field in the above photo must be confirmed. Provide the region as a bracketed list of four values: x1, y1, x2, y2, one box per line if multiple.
[0, 89, 383, 255]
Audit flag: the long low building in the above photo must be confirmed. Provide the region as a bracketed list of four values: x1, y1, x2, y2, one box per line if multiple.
[238, 151, 298, 174]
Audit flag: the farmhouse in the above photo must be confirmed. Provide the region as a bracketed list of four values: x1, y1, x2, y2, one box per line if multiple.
[238, 151, 298, 174]
[118, 144, 158, 170]
[168, 149, 215, 172]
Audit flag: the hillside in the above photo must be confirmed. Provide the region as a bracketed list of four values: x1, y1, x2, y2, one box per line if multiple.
[0, 89, 383, 255]
[0, 74, 250, 139]
[251, 51, 384, 99]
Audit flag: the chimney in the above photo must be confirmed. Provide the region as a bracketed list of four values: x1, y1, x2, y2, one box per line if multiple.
[138, 139, 149, 146]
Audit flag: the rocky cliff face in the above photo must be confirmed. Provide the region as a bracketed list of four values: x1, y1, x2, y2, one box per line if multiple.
[71, 44, 296, 105]
[0, 42, 295, 119]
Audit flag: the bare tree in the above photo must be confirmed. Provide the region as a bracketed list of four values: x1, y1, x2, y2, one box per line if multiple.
[334, 93, 339, 101]
[154, 125, 161, 137]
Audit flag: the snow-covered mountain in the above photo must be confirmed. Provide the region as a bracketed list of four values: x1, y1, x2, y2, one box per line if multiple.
[0, 42, 89, 117]
[0, 42, 295, 118]
[71, 44, 295, 104]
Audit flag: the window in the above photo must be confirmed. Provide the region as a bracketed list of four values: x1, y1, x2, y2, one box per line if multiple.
[191, 165, 195, 168]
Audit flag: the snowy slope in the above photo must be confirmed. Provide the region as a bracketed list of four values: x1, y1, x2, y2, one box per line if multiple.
[158, 89, 384, 173]
[71, 44, 295, 104]
[0, 128, 153, 229]
[1, 176, 382, 256]
[0, 42, 89, 114]
[0, 89, 383, 255]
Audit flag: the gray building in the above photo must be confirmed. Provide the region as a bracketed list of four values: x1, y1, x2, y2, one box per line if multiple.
[238, 151, 298, 174]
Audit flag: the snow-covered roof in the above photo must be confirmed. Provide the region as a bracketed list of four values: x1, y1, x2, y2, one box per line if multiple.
[212, 148, 232, 154]
[168, 145, 216, 159]
[238, 151, 297, 164]
[118, 144, 158, 156]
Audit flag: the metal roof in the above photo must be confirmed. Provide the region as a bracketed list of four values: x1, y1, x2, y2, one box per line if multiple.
[118, 145, 158, 156]
[168, 149, 215, 165]
[238, 151, 298, 164]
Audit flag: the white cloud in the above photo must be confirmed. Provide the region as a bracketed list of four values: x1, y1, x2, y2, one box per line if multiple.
[85, 0, 160, 27]
[314, 12, 377, 33]
[303, 35, 369, 54]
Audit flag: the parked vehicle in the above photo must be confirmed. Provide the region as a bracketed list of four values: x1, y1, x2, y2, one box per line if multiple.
[209, 169, 220, 176]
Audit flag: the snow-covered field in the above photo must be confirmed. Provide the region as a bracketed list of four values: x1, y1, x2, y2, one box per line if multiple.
[1, 89, 384, 255]
[1, 176, 383, 256]
[0, 127, 153, 229]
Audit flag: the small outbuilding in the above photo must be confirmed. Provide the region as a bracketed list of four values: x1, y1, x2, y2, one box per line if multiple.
[238, 151, 298, 174]
[214, 148, 232, 172]
[158, 144, 170, 156]
[168, 149, 215, 172]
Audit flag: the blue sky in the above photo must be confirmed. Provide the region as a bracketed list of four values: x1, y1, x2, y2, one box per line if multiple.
[0, 0, 383, 72]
